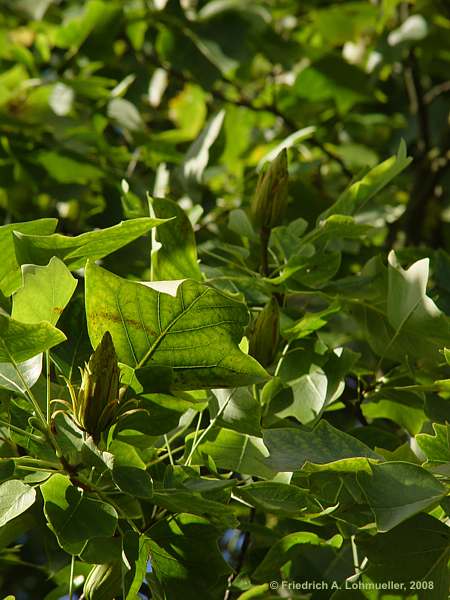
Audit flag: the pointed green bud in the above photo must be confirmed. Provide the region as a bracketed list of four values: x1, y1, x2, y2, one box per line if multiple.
[251, 149, 289, 229]
[248, 297, 280, 367]
[76, 331, 120, 441]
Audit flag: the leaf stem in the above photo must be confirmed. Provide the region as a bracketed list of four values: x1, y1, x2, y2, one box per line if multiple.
[8, 351, 46, 427]
[185, 395, 233, 465]
[184, 410, 203, 467]
[164, 434, 174, 466]
[0, 418, 44, 443]
[148, 445, 185, 466]
[46, 350, 51, 425]
[69, 554, 75, 600]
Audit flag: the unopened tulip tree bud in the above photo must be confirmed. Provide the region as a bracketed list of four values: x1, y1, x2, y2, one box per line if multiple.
[75, 331, 120, 441]
[248, 297, 280, 367]
[251, 149, 289, 230]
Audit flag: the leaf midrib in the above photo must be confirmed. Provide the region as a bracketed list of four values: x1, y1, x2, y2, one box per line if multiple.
[135, 287, 210, 369]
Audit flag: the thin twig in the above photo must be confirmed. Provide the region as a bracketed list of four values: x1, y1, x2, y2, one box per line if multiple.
[224, 508, 256, 600]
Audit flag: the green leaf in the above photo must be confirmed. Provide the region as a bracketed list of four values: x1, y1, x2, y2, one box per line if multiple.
[349, 253, 450, 362]
[209, 387, 262, 436]
[79, 536, 122, 564]
[305, 215, 373, 244]
[362, 399, 426, 436]
[34, 151, 104, 184]
[228, 209, 257, 241]
[416, 423, 450, 464]
[13, 218, 165, 271]
[116, 393, 189, 437]
[109, 440, 153, 498]
[151, 489, 237, 529]
[253, 531, 339, 582]
[234, 482, 313, 515]
[54, 0, 119, 50]
[0, 218, 57, 296]
[320, 141, 412, 220]
[357, 462, 446, 532]
[385, 251, 450, 358]
[0, 314, 66, 363]
[41, 473, 118, 554]
[263, 420, 380, 472]
[146, 513, 230, 600]
[107, 97, 144, 132]
[151, 197, 202, 281]
[180, 110, 225, 190]
[357, 513, 450, 599]
[12, 257, 77, 326]
[0, 480, 36, 527]
[0, 459, 15, 484]
[257, 126, 316, 170]
[283, 303, 341, 340]
[190, 427, 275, 478]
[123, 532, 150, 600]
[271, 370, 328, 425]
[293, 251, 342, 289]
[294, 55, 370, 112]
[85, 261, 268, 389]
[0, 354, 42, 395]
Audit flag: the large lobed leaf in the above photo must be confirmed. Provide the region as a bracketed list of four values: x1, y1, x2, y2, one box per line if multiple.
[85, 261, 268, 389]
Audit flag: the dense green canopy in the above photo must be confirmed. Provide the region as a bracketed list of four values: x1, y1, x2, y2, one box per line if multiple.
[0, 1, 450, 599]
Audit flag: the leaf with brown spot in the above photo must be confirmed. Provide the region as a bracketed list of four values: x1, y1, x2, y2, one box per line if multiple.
[85, 261, 268, 390]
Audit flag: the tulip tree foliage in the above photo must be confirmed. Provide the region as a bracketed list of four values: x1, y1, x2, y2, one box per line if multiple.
[1, 1, 450, 599]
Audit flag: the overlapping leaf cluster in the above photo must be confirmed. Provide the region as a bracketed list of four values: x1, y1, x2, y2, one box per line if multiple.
[0, 1, 450, 599]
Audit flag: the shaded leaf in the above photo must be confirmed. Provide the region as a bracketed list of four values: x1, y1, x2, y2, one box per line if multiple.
[147, 513, 230, 600]
[320, 141, 412, 220]
[358, 513, 449, 599]
[234, 482, 313, 516]
[41, 473, 118, 554]
[0, 480, 36, 527]
[151, 197, 202, 281]
[209, 387, 262, 436]
[357, 462, 446, 531]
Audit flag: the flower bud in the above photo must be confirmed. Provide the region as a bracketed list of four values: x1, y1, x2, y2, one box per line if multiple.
[251, 149, 289, 229]
[248, 297, 280, 367]
[75, 331, 120, 441]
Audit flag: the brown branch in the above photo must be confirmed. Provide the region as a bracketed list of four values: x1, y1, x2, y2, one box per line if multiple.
[388, 17, 450, 246]
[405, 49, 431, 153]
[424, 80, 450, 104]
